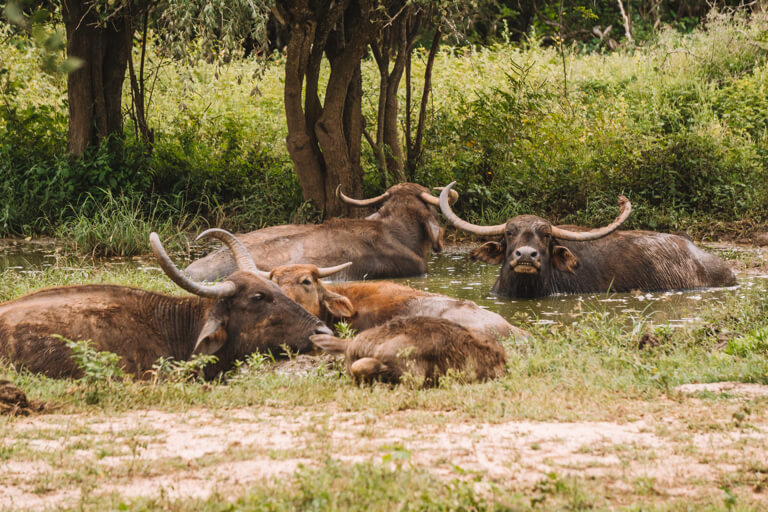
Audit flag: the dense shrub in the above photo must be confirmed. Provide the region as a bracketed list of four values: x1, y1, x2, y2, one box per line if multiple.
[1, 8, 766, 246]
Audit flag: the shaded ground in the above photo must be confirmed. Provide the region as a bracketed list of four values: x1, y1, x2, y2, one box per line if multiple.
[2, 384, 768, 510]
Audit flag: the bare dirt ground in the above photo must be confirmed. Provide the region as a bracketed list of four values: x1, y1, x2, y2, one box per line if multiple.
[3, 384, 768, 510]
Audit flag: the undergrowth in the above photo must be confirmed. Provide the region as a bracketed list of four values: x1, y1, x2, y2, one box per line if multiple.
[1, 8, 767, 253]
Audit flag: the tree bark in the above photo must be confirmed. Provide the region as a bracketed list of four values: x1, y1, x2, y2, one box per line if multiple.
[63, 0, 133, 156]
[405, 28, 441, 178]
[369, 3, 434, 184]
[316, 2, 371, 217]
[279, 0, 370, 218]
[283, 8, 327, 209]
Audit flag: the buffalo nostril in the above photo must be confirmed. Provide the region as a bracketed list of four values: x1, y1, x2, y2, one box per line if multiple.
[314, 324, 333, 336]
[514, 250, 521, 257]
[531, 251, 538, 258]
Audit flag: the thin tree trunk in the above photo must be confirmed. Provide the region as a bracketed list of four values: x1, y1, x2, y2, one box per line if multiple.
[617, 0, 633, 44]
[128, 8, 153, 149]
[381, 20, 408, 182]
[406, 28, 440, 177]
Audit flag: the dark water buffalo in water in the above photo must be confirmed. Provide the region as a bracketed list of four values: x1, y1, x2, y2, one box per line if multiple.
[439, 182, 736, 298]
[267, 263, 529, 342]
[184, 183, 458, 282]
[0, 230, 330, 378]
[311, 316, 507, 386]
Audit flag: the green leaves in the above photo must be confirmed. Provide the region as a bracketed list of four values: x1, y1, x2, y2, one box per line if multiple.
[58, 336, 126, 404]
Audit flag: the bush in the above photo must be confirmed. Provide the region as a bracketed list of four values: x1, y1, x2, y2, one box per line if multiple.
[1, 7, 767, 246]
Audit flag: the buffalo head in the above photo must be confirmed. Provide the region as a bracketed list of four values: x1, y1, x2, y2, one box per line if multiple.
[151, 229, 332, 370]
[438, 182, 631, 298]
[338, 182, 458, 253]
[267, 262, 355, 321]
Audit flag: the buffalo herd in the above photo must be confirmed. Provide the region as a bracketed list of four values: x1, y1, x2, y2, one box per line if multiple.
[0, 182, 738, 386]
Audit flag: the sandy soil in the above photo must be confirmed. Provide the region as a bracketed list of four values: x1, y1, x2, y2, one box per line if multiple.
[3, 387, 768, 510]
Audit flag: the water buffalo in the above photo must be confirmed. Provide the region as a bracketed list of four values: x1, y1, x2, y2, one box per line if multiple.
[0, 230, 331, 379]
[184, 183, 458, 282]
[267, 263, 529, 342]
[439, 182, 737, 298]
[310, 316, 507, 386]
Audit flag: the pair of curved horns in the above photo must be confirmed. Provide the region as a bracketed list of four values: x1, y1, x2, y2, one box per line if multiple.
[438, 181, 632, 240]
[336, 184, 458, 207]
[150, 229, 268, 299]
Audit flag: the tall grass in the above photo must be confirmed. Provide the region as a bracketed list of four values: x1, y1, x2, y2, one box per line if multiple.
[54, 190, 194, 257]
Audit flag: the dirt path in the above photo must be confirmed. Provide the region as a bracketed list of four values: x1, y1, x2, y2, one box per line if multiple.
[3, 385, 768, 509]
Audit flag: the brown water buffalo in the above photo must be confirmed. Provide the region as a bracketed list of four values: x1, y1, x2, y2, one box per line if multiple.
[0, 230, 331, 379]
[184, 183, 458, 282]
[310, 316, 507, 386]
[439, 182, 737, 298]
[267, 263, 529, 342]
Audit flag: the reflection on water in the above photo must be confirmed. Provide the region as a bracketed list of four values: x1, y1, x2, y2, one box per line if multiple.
[2, 240, 766, 328]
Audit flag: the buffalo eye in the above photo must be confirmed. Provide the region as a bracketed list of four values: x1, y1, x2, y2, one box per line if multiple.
[250, 293, 265, 302]
[301, 278, 312, 286]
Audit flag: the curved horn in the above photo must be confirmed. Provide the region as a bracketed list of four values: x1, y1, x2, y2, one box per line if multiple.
[430, 187, 459, 205]
[550, 196, 631, 241]
[150, 232, 237, 298]
[336, 185, 390, 207]
[195, 228, 270, 278]
[439, 182, 506, 236]
[316, 261, 353, 278]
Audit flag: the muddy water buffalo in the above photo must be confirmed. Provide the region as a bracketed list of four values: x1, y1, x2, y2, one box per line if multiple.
[184, 183, 459, 282]
[439, 182, 736, 298]
[310, 316, 507, 386]
[0, 230, 331, 378]
[268, 263, 529, 342]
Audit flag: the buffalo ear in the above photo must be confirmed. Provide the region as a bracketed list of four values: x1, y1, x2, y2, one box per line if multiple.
[425, 217, 443, 252]
[321, 290, 356, 318]
[193, 312, 228, 355]
[470, 241, 506, 265]
[310, 334, 348, 355]
[552, 245, 580, 274]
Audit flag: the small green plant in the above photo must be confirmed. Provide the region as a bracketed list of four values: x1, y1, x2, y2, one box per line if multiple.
[381, 444, 412, 470]
[58, 336, 125, 404]
[726, 328, 768, 357]
[226, 351, 271, 381]
[334, 320, 358, 339]
[148, 354, 219, 384]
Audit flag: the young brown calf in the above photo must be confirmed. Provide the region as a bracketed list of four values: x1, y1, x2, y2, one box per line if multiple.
[310, 316, 508, 386]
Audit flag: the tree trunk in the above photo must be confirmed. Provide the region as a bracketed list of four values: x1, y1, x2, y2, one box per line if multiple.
[405, 28, 441, 178]
[63, 0, 133, 156]
[284, 14, 327, 209]
[316, 3, 371, 217]
[279, 0, 370, 218]
[369, 4, 432, 184]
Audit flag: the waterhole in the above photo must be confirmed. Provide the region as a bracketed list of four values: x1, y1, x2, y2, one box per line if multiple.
[1, 240, 765, 328]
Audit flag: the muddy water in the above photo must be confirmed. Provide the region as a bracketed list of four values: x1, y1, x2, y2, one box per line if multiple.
[397, 245, 768, 327]
[1, 240, 765, 327]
